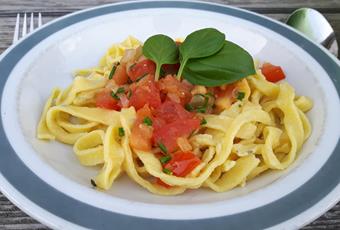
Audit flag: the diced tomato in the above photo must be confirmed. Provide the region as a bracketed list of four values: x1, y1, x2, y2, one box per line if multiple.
[95, 89, 121, 110]
[261, 63, 286, 83]
[153, 118, 200, 153]
[127, 59, 156, 82]
[161, 63, 180, 76]
[164, 151, 201, 177]
[129, 75, 161, 110]
[158, 75, 192, 105]
[156, 178, 172, 188]
[112, 64, 129, 85]
[130, 105, 154, 151]
[153, 100, 194, 123]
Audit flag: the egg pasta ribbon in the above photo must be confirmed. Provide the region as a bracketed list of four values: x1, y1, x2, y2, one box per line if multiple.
[36, 36, 313, 195]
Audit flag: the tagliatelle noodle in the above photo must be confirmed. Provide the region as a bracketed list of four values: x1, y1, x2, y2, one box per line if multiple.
[36, 37, 313, 195]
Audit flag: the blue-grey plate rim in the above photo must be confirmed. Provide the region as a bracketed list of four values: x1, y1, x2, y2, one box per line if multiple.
[0, 1, 339, 229]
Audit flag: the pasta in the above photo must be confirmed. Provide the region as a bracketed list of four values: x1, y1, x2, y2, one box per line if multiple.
[37, 35, 313, 195]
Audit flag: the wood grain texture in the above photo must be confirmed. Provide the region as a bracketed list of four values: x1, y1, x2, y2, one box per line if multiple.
[0, 1, 339, 229]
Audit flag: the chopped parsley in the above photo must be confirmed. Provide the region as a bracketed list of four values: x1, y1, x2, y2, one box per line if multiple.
[163, 168, 172, 175]
[236, 91, 245, 101]
[158, 141, 168, 154]
[118, 127, 125, 137]
[143, 116, 153, 126]
[200, 118, 207, 125]
[160, 155, 171, 164]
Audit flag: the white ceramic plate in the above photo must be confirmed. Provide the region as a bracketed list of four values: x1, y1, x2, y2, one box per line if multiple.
[0, 1, 339, 229]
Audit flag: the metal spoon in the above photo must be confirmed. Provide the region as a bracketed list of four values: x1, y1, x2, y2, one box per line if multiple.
[286, 8, 338, 57]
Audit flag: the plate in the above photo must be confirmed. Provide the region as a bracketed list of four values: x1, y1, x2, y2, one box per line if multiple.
[0, 1, 339, 229]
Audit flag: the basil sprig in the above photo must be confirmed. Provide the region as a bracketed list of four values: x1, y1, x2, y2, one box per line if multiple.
[142, 28, 255, 86]
[177, 28, 225, 78]
[182, 41, 255, 86]
[143, 34, 178, 81]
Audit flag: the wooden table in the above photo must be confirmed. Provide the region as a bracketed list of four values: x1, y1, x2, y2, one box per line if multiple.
[0, 0, 339, 229]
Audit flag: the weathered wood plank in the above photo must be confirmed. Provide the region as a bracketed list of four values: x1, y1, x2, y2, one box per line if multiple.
[0, 0, 339, 15]
[0, 13, 340, 54]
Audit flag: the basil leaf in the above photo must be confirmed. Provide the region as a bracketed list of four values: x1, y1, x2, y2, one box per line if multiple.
[177, 28, 225, 78]
[143, 34, 178, 81]
[183, 41, 255, 86]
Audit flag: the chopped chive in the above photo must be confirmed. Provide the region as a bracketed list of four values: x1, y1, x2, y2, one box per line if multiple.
[200, 118, 207, 125]
[196, 107, 206, 113]
[128, 89, 132, 99]
[111, 91, 120, 100]
[163, 168, 172, 175]
[129, 63, 136, 70]
[118, 127, 125, 137]
[136, 73, 149, 82]
[158, 141, 168, 154]
[160, 155, 171, 164]
[236, 91, 245, 101]
[185, 103, 194, 111]
[116, 87, 125, 94]
[108, 65, 117, 79]
[90, 179, 97, 187]
[143, 116, 153, 126]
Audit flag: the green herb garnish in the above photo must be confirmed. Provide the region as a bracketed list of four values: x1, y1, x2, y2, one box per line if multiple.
[185, 93, 214, 113]
[163, 168, 172, 175]
[143, 34, 178, 81]
[111, 87, 125, 100]
[111, 91, 120, 100]
[200, 118, 207, 125]
[182, 41, 255, 86]
[236, 91, 245, 101]
[177, 28, 225, 79]
[158, 141, 168, 154]
[135, 73, 149, 82]
[141, 28, 255, 87]
[185, 103, 194, 111]
[118, 127, 125, 137]
[128, 89, 132, 99]
[108, 64, 117, 79]
[160, 155, 171, 164]
[116, 87, 125, 94]
[143, 116, 153, 126]
[90, 179, 97, 187]
[129, 63, 136, 70]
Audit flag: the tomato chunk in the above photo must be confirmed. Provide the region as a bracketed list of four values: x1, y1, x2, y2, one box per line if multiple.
[153, 100, 194, 123]
[129, 75, 161, 110]
[161, 63, 180, 76]
[127, 59, 156, 82]
[156, 178, 172, 188]
[158, 75, 192, 105]
[95, 89, 121, 110]
[164, 151, 201, 177]
[153, 118, 200, 153]
[113, 64, 129, 85]
[261, 63, 286, 83]
[130, 105, 153, 151]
